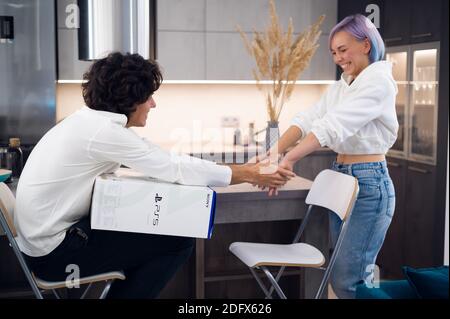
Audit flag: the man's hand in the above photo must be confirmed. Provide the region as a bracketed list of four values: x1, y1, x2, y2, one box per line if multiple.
[250, 160, 295, 188]
[228, 160, 295, 187]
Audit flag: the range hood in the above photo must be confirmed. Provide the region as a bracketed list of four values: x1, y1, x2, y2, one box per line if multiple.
[78, 0, 156, 61]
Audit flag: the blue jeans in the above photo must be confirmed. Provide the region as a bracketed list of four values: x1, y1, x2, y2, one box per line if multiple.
[328, 161, 395, 299]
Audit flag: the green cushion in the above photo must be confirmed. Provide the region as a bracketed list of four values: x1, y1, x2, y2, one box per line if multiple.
[355, 280, 418, 299]
[403, 266, 449, 299]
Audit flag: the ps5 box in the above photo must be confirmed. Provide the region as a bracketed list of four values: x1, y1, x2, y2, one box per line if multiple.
[90, 169, 217, 239]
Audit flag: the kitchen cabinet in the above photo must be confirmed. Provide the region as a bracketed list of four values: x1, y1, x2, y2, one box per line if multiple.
[376, 4, 448, 278]
[382, 0, 410, 46]
[378, 158, 443, 279]
[158, 0, 337, 80]
[409, 0, 441, 44]
[56, 0, 337, 81]
[383, 0, 441, 46]
[338, 0, 442, 46]
[403, 162, 438, 269]
[157, 31, 206, 80]
[386, 43, 440, 165]
[377, 158, 407, 279]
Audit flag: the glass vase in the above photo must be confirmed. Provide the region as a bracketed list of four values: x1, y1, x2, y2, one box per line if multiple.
[265, 121, 280, 152]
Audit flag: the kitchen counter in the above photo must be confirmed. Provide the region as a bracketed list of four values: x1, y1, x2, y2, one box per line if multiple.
[212, 176, 312, 224]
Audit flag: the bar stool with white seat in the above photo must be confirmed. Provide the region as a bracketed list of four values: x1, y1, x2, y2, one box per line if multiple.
[229, 169, 359, 299]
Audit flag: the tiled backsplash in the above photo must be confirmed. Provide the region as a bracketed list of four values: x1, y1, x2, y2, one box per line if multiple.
[56, 83, 329, 147]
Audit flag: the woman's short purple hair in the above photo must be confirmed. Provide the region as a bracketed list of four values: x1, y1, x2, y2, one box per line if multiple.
[329, 14, 385, 63]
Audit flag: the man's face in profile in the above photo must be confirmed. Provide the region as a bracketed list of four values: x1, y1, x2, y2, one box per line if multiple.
[127, 96, 156, 128]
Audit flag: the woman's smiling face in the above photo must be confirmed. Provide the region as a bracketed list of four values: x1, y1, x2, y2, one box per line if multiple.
[330, 30, 371, 79]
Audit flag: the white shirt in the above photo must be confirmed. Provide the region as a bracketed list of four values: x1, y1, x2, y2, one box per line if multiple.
[291, 61, 399, 154]
[15, 107, 232, 257]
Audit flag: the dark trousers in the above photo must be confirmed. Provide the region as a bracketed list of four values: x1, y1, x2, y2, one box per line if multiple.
[24, 216, 195, 299]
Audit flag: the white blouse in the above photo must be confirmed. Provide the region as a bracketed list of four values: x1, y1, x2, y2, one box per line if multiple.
[291, 61, 399, 155]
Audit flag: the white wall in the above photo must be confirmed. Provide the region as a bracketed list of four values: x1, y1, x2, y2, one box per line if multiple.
[56, 83, 327, 147]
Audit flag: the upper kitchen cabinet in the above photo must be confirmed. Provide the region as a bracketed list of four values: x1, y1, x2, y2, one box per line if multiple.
[408, 0, 442, 44]
[338, 0, 442, 46]
[205, 0, 337, 33]
[56, 0, 93, 81]
[158, 0, 337, 80]
[383, 0, 442, 46]
[157, 0, 206, 79]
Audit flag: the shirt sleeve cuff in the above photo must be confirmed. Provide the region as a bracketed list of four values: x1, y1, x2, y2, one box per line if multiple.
[211, 164, 232, 187]
[310, 128, 328, 147]
[290, 118, 308, 139]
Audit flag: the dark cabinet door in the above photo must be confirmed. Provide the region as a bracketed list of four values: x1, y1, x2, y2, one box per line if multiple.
[410, 0, 442, 43]
[383, 0, 442, 46]
[403, 162, 438, 268]
[377, 157, 407, 279]
[383, 0, 411, 46]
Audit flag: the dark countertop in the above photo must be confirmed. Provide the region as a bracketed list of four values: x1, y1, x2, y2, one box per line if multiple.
[212, 175, 313, 224]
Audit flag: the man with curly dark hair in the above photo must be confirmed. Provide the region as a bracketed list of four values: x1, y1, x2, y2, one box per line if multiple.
[14, 52, 294, 298]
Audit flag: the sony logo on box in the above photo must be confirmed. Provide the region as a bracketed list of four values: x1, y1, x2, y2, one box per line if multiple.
[91, 169, 217, 239]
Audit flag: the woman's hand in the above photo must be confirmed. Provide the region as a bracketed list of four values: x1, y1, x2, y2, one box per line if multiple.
[266, 157, 296, 196]
[264, 133, 321, 196]
[249, 151, 282, 186]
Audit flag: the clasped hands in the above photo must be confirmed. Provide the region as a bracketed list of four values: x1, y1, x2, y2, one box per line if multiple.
[246, 152, 296, 196]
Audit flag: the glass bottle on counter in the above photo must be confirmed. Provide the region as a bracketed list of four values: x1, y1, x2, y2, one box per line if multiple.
[5, 137, 24, 182]
[248, 122, 255, 145]
[233, 128, 242, 146]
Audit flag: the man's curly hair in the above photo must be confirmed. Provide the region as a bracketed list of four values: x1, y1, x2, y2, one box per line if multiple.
[82, 52, 163, 118]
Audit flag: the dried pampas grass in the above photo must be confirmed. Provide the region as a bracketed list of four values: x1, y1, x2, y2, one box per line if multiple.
[238, 0, 324, 122]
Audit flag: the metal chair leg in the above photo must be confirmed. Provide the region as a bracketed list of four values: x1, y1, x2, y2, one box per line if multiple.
[266, 265, 286, 298]
[261, 266, 287, 299]
[52, 289, 61, 299]
[315, 220, 350, 299]
[249, 267, 272, 299]
[99, 280, 114, 299]
[80, 282, 93, 299]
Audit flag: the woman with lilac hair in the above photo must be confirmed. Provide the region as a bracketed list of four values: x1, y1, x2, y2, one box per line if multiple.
[263, 14, 399, 298]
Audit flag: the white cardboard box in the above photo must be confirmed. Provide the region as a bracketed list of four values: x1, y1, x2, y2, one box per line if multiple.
[91, 169, 217, 239]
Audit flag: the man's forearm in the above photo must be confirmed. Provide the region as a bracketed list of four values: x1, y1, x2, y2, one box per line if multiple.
[228, 164, 252, 185]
